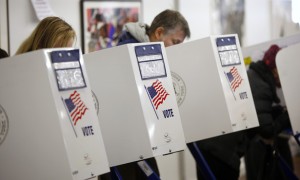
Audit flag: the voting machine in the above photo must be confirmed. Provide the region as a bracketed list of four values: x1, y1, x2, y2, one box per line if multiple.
[166, 34, 259, 143]
[84, 42, 186, 167]
[0, 48, 109, 180]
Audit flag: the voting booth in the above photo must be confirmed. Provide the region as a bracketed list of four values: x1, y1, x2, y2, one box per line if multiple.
[84, 42, 186, 167]
[0, 49, 109, 180]
[276, 43, 300, 138]
[166, 34, 259, 143]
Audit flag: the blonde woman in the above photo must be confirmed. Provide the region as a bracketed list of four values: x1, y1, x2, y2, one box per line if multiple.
[16, 16, 76, 55]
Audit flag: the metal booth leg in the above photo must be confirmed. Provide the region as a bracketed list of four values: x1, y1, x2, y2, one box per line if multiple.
[187, 142, 216, 180]
[137, 160, 161, 180]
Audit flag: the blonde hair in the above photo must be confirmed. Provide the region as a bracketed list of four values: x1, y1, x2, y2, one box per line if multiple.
[16, 16, 76, 55]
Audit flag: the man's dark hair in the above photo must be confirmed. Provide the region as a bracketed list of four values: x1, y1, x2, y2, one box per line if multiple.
[147, 9, 191, 39]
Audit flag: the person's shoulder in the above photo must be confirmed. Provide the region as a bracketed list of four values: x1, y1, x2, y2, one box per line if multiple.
[247, 66, 260, 80]
[117, 31, 139, 46]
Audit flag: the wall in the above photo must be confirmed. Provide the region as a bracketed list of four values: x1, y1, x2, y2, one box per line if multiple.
[6, 0, 180, 55]
[5, 0, 300, 55]
[0, 0, 8, 52]
[243, 0, 272, 46]
[179, 0, 211, 41]
[7, 0, 82, 55]
[5, 0, 214, 55]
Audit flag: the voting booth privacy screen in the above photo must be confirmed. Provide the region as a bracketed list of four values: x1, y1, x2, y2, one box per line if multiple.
[167, 34, 259, 143]
[0, 49, 109, 180]
[276, 43, 300, 137]
[84, 42, 186, 167]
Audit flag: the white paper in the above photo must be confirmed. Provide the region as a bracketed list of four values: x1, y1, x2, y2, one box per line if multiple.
[31, 0, 55, 20]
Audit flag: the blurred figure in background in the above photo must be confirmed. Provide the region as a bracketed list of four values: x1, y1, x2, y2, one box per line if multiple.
[16, 16, 76, 55]
[245, 44, 293, 180]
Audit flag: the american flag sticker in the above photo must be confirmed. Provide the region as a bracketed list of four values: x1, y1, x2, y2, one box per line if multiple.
[146, 80, 169, 109]
[64, 91, 88, 126]
[226, 67, 243, 92]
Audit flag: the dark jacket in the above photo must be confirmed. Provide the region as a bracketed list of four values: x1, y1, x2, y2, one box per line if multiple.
[117, 22, 150, 46]
[117, 31, 140, 46]
[245, 60, 293, 180]
[247, 60, 290, 139]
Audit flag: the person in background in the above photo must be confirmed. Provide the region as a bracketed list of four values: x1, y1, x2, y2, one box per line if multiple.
[99, 9, 190, 180]
[117, 9, 190, 47]
[15, 16, 76, 55]
[245, 44, 293, 180]
[0, 48, 9, 59]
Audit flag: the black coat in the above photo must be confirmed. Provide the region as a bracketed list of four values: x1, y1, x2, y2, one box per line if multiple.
[245, 60, 293, 180]
[247, 60, 290, 139]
